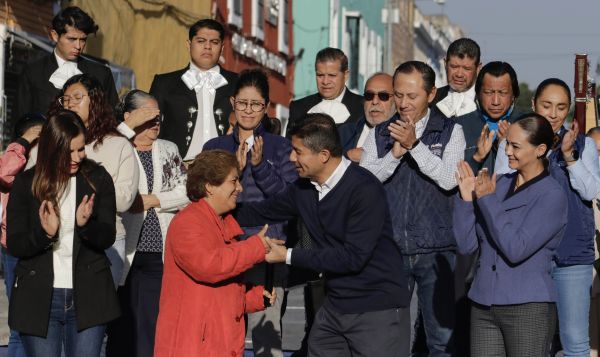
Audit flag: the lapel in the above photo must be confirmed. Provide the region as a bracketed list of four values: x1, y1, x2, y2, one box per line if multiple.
[496, 173, 530, 210]
[151, 141, 162, 195]
[73, 173, 85, 262]
[42, 53, 60, 91]
[175, 65, 199, 106]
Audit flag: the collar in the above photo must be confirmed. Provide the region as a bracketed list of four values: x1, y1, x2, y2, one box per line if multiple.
[481, 104, 514, 124]
[189, 62, 220, 74]
[310, 157, 351, 194]
[54, 49, 76, 67]
[449, 85, 476, 101]
[505, 168, 549, 200]
[232, 123, 266, 145]
[415, 109, 432, 134]
[321, 87, 346, 103]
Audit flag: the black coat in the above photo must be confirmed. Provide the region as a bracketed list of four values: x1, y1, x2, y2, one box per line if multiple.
[149, 66, 238, 158]
[456, 108, 521, 173]
[16, 53, 118, 118]
[338, 116, 368, 154]
[6, 162, 119, 337]
[286, 88, 364, 137]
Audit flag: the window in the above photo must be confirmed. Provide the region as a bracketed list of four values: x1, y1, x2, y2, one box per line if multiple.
[252, 0, 265, 40]
[277, 0, 289, 54]
[345, 15, 360, 90]
[228, 0, 243, 28]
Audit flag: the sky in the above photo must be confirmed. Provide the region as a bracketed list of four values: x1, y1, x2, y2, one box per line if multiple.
[417, 0, 600, 89]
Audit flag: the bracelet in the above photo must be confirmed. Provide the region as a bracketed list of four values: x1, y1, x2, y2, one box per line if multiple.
[410, 139, 420, 150]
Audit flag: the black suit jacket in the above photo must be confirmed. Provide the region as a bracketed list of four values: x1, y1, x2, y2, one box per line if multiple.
[456, 108, 521, 173]
[432, 85, 450, 106]
[16, 53, 118, 118]
[338, 116, 368, 154]
[6, 162, 120, 337]
[286, 87, 364, 137]
[149, 66, 238, 158]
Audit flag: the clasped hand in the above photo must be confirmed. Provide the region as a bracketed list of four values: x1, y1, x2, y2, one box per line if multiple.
[388, 118, 417, 158]
[256, 224, 287, 263]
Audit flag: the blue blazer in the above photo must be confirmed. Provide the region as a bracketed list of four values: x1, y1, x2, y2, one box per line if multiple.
[453, 172, 567, 306]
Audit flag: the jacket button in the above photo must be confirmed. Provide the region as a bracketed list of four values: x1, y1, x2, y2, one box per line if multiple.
[230, 351, 236, 356]
[492, 265, 496, 271]
[29, 270, 36, 276]
[235, 316, 241, 322]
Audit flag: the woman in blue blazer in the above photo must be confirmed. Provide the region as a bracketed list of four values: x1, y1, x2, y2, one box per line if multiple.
[454, 113, 568, 356]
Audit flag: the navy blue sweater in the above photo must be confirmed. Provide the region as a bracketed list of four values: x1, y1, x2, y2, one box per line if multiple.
[235, 163, 410, 314]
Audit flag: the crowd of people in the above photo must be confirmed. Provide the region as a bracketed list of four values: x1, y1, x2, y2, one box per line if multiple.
[2, 5, 600, 357]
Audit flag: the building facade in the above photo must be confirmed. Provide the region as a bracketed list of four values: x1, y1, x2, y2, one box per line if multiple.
[293, 0, 386, 100]
[216, 0, 294, 125]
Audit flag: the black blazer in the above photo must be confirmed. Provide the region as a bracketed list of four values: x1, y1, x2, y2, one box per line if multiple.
[6, 162, 119, 337]
[338, 116, 367, 154]
[286, 87, 364, 137]
[16, 53, 119, 118]
[431, 85, 450, 106]
[149, 66, 238, 158]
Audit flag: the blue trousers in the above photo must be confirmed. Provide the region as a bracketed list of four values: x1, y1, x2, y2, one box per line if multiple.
[2, 248, 26, 357]
[20, 288, 106, 357]
[552, 264, 593, 357]
[404, 251, 456, 357]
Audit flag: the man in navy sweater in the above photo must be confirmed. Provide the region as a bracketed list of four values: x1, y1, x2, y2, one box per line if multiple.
[236, 113, 410, 357]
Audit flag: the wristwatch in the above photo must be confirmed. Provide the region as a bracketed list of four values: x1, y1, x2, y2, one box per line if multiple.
[564, 150, 579, 162]
[410, 139, 420, 150]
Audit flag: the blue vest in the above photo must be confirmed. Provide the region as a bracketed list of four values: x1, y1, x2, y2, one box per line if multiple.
[548, 129, 595, 265]
[374, 111, 457, 255]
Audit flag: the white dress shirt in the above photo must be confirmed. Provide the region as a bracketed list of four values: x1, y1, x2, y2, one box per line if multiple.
[49, 50, 82, 89]
[182, 63, 228, 160]
[286, 157, 352, 264]
[53, 176, 77, 288]
[360, 109, 466, 191]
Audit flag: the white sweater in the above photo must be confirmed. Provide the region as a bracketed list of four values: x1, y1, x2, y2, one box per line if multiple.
[120, 139, 188, 285]
[85, 135, 139, 240]
[53, 176, 76, 288]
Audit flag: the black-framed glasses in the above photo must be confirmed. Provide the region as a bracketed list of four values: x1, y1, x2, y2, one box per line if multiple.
[58, 93, 88, 106]
[363, 91, 391, 102]
[234, 100, 266, 112]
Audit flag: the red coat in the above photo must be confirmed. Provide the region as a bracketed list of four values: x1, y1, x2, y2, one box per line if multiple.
[154, 199, 266, 357]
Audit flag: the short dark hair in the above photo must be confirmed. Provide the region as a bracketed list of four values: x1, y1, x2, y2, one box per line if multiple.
[514, 113, 554, 157]
[315, 47, 348, 72]
[476, 61, 520, 99]
[13, 113, 46, 141]
[52, 6, 98, 35]
[186, 150, 239, 202]
[587, 126, 600, 137]
[393, 61, 436, 94]
[534, 78, 571, 106]
[289, 113, 342, 157]
[234, 68, 270, 103]
[446, 38, 481, 64]
[189, 19, 225, 41]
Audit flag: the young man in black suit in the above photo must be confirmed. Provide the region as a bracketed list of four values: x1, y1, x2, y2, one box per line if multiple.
[16, 6, 118, 118]
[147, 19, 237, 162]
[287, 48, 363, 136]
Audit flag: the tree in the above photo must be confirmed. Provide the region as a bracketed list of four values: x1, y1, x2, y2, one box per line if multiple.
[514, 82, 534, 114]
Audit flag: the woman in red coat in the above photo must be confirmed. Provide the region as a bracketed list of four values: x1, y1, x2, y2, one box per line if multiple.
[154, 149, 275, 357]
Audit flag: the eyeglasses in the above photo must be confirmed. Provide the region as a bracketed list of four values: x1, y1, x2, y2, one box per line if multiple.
[234, 100, 266, 112]
[58, 93, 88, 106]
[364, 91, 391, 102]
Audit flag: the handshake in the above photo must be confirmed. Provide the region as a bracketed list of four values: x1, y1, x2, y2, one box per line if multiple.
[256, 224, 287, 264]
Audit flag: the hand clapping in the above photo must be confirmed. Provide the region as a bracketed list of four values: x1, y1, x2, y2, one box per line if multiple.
[455, 162, 496, 201]
[389, 118, 418, 150]
[76, 194, 95, 227]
